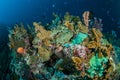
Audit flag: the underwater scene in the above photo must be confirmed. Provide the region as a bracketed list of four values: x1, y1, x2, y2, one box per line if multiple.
[0, 0, 120, 80]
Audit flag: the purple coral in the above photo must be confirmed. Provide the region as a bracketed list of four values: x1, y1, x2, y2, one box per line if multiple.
[93, 17, 103, 31]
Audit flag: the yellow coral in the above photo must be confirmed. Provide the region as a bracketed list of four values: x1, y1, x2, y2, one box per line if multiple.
[87, 28, 102, 49]
[33, 22, 51, 46]
[72, 56, 83, 70]
[91, 28, 103, 41]
[77, 21, 89, 33]
[87, 28, 113, 58]
[64, 21, 74, 31]
[87, 41, 100, 49]
[33, 22, 51, 40]
[100, 44, 113, 58]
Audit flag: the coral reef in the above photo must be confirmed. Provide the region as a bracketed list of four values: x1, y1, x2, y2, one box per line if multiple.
[8, 11, 120, 80]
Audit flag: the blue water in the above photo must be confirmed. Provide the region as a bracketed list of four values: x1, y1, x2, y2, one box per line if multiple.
[0, 0, 119, 30]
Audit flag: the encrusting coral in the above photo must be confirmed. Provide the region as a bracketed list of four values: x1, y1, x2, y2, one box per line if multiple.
[8, 11, 119, 80]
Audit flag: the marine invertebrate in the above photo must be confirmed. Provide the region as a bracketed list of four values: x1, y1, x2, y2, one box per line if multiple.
[33, 22, 51, 39]
[33, 22, 51, 46]
[63, 47, 74, 58]
[83, 11, 90, 27]
[64, 12, 80, 22]
[87, 41, 99, 49]
[91, 28, 103, 42]
[88, 55, 108, 77]
[38, 46, 52, 62]
[63, 12, 84, 33]
[8, 24, 28, 49]
[77, 21, 89, 33]
[64, 21, 74, 31]
[71, 32, 88, 45]
[93, 17, 103, 31]
[54, 30, 73, 44]
[72, 56, 83, 70]
[17, 47, 25, 54]
[8, 12, 119, 80]
[87, 28, 104, 58]
[55, 46, 64, 58]
[74, 45, 87, 58]
[50, 25, 66, 38]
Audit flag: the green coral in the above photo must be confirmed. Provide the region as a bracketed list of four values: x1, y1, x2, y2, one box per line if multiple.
[51, 25, 68, 37]
[72, 33, 88, 44]
[64, 32, 88, 47]
[55, 30, 73, 44]
[88, 54, 108, 77]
